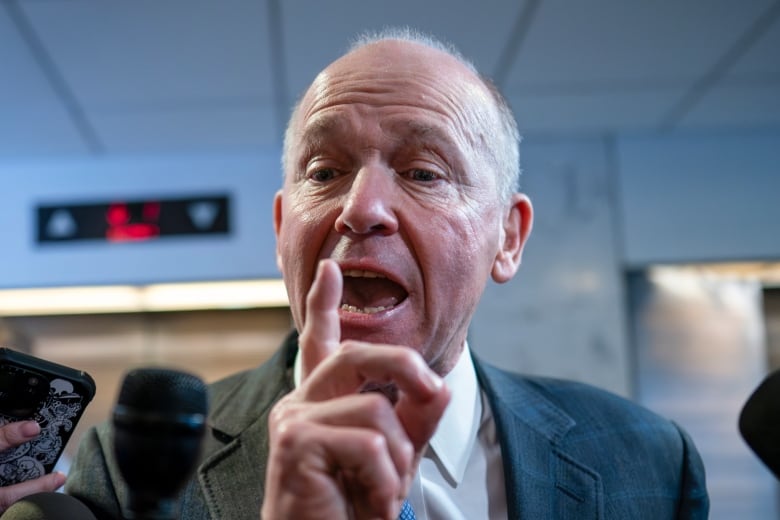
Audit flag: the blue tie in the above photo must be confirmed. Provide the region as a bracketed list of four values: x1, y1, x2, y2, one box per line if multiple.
[398, 499, 416, 520]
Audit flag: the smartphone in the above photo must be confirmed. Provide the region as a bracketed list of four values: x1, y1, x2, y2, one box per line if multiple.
[0, 348, 96, 486]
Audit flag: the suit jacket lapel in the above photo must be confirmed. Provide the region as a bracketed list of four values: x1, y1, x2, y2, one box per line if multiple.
[197, 418, 271, 519]
[196, 334, 297, 519]
[475, 359, 604, 519]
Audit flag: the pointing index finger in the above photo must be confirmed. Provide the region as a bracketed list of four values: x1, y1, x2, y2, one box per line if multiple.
[299, 259, 342, 380]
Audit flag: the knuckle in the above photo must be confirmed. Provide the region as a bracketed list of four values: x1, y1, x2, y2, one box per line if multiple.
[269, 400, 310, 447]
[396, 346, 421, 366]
[274, 418, 306, 451]
[337, 340, 361, 355]
[362, 432, 388, 458]
[268, 396, 294, 426]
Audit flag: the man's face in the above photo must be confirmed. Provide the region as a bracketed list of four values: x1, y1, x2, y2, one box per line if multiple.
[275, 41, 524, 375]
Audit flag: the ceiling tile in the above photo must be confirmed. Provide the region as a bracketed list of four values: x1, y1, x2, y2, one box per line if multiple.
[726, 13, 780, 81]
[0, 105, 90, 157]
[20, 0, 274, 107]
[90, 105, 278, 154]
[1, 8, 53, 108]
[677, 84, 780, 129]
[504, 0, 775, 88]
[0, 8, 88, 155]
[280, 0, 527, 100]
[508, 88, 684, 134]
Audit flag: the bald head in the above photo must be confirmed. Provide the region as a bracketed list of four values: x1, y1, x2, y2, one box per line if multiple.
[282, 31, 521, 203]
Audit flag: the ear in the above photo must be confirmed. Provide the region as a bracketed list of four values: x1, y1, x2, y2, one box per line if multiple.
[491, 193, 533, 283]
[273, 189, 284, 272]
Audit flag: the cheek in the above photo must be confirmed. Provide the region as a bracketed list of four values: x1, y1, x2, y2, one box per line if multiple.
[424, 210, 499, 296]
[278, 207, 320, 299]
[447, 206, 500, 261]
[278, 198, 340, 281]
[280, 200, 328, 258]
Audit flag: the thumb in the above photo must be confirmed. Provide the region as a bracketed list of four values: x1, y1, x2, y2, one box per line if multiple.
[299, 259, 342, 380]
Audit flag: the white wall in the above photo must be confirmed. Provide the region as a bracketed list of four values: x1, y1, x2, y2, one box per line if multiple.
[471, 137, 630, 395]
[470, 129, 780, 396]
[618, 130, 780, 266]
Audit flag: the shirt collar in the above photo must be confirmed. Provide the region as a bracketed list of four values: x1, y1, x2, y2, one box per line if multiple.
[426, 341, 481, 485]
[293, 340, 481, 485]
[293, 344, 303, 387]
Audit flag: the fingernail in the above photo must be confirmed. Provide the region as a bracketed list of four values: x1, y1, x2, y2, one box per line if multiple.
[422, 369, 443, 392]
[20, 421, 40, 437]
[315, 259, 329, 279]
[53, 471, 67, 488]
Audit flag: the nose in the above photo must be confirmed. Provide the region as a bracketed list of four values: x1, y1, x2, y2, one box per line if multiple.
[334, 166, 399, 235]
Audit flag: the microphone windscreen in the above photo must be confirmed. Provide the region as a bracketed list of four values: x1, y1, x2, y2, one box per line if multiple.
[1, 492, 97, 520]
[739, 370, 780, 479]
[112, 368, 208, 517]
[116, 368, 207, 416]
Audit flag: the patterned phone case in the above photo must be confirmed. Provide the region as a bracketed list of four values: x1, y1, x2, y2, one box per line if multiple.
[0, 348, 95, 486]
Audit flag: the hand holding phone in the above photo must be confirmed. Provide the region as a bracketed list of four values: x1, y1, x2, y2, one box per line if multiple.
[0, 349, 95, 487]
[0, 421, 68, 513]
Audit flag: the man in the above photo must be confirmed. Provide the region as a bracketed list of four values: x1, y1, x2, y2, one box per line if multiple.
[63, 29, 708, 518]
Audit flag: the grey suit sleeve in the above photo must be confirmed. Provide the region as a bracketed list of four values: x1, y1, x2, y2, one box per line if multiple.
[673, 422, 709, 519]
[65, 423, 125, 520]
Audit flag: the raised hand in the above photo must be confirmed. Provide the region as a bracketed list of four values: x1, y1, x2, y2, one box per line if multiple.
[262, 259, 450, 519]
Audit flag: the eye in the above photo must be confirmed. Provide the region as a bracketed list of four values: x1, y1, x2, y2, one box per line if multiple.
[310, 168, 337, 182]
[407, 169, 439, 182]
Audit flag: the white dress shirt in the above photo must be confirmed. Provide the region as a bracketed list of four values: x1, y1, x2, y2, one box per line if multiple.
[294, 342, 507, 519]
[406, 342, 507, 519]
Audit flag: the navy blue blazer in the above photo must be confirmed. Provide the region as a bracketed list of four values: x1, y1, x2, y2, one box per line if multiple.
[67, 333, 709, 519]
[477, 363, 708, 518]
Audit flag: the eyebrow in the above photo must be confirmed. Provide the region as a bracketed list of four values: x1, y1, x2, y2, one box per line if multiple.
[294, 115, 347, 167]
[384, 119, 460, 153]
[399, 119, 439, 139]
[301, 114, 454, 142]
[299, 115, 348, 144]
[394, 120, 465, 163]
[296, 113, 462, 168]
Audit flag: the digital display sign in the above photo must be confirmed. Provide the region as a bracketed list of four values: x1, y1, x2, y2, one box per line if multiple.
[36, 194, 230, 244]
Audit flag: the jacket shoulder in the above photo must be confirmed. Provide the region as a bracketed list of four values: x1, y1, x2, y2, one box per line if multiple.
[476, 361, 709, 517]
[479, 362, 670, 432]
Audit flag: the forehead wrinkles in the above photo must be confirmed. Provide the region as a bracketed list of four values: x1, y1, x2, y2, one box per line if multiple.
[298, 71, 492, 158]
[300, 111, 463, 165]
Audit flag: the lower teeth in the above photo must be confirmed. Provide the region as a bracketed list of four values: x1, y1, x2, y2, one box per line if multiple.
[340, 304, 388, 314]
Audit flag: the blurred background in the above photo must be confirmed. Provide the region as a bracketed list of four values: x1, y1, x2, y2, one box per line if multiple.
[1, 0, 779, 517]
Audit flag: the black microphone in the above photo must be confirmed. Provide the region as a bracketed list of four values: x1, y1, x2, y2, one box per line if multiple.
[112, 368, 208, 520]
[1, 492, 97, 519]
[739, 369, 780, 479]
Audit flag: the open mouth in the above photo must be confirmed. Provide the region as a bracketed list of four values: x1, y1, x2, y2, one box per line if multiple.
[340, 269, 408, 314]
